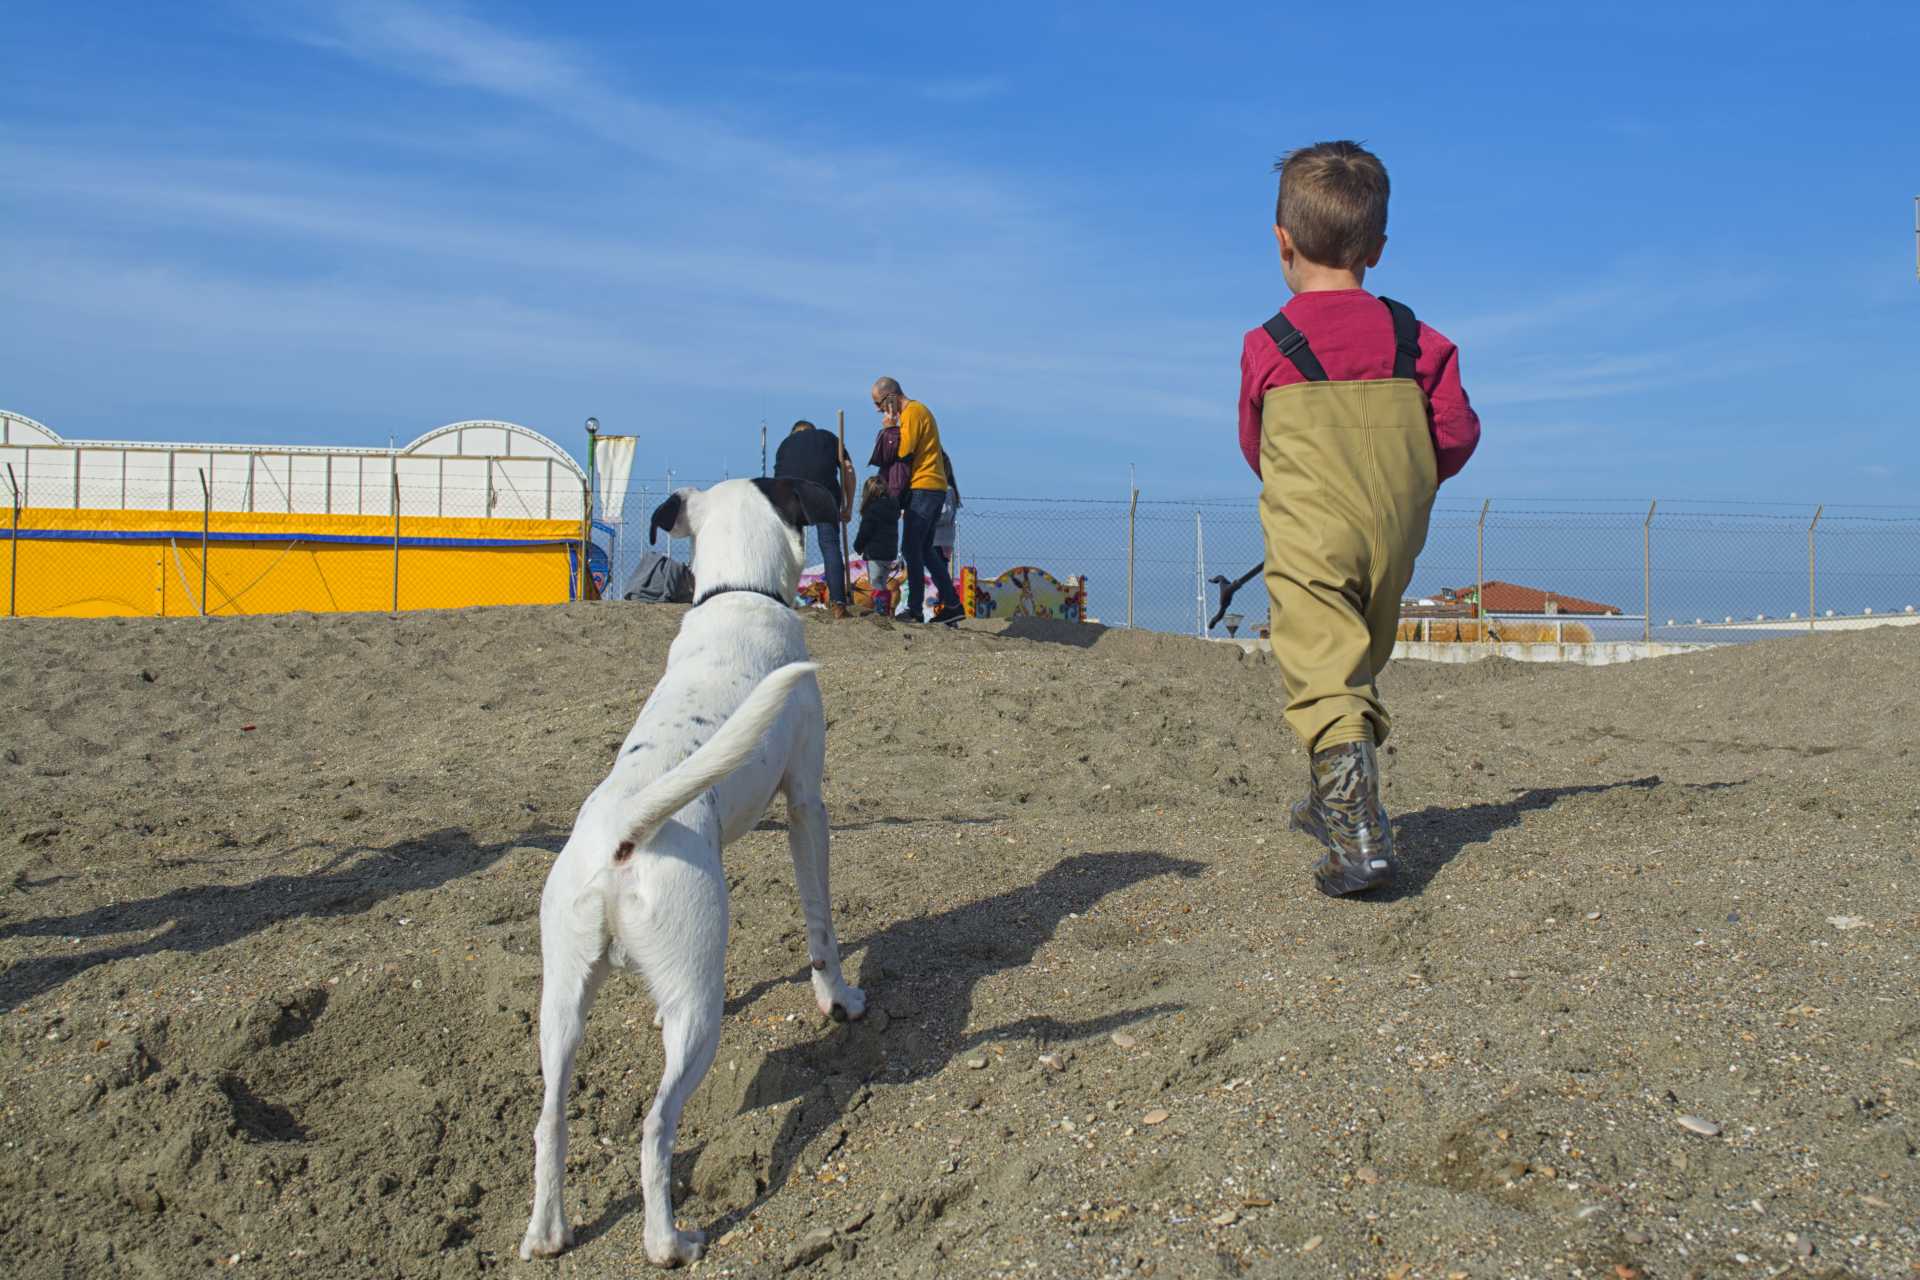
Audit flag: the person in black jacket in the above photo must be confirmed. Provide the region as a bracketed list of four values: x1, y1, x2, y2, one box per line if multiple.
[773, 419, 856, 617]
[851, 477, 902, 616]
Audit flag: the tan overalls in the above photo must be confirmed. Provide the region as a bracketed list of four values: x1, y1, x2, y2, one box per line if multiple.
[1258, 297, 1437, 753]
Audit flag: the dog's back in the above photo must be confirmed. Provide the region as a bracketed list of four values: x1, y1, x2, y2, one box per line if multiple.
[622, 596, 818, 840]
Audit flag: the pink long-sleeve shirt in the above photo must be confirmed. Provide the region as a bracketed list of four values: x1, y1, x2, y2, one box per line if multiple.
[1238, 289, 1480, 483]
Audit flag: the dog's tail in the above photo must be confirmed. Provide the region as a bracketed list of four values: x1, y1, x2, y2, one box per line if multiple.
[617, 661, 819, 855]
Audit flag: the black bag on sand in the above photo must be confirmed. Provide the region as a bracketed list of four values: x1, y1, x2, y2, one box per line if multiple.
[621, 550, 694, 604]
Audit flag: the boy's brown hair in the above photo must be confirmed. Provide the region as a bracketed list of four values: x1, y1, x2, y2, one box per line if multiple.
[1273, 141, 1390, 270]
[860, 475, 889, 509]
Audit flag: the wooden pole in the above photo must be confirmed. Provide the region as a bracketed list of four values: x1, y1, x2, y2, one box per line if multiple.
[198, 468, 210, 617]
[837, 410, 851, 605]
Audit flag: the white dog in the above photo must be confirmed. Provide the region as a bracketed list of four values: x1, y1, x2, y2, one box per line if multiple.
[519, 477, 867, 1268]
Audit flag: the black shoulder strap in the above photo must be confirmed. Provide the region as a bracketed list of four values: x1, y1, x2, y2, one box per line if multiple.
[1262, 310, 1328, 382]
[1379, 297, 1420, 381]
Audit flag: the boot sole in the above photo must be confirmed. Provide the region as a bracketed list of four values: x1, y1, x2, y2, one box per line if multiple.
[1314, 866, 1395, 897]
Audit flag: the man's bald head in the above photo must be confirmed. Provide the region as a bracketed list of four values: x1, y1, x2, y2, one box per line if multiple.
[871, 377, 903, 409]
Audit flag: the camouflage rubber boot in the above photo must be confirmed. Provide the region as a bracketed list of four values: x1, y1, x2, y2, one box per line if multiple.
[1287, 741, 1397, 897]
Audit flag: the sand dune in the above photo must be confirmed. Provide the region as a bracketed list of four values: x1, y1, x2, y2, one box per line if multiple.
[1, 606, 1914, 1278]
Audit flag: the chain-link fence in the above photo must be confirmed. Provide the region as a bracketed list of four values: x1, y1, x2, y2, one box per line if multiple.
[21, 457, 1913, 644]
[590, 488, 1920, 643]
[1, 448, 589, 618]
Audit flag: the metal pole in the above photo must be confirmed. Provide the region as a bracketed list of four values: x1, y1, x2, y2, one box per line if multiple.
[1643, 500, 1656, 643]
[1194, 510, 1206, 636]
[581, 423, 598, 601]
[579, 482, 593, 601]
[1476, 498, 1490, 643]
[760, 422, 767, 477]
[1126, 487, 1139, 628]
[584, 418, 599, 527]
[1808, 505, 1823, 633]
[198, 468, 210, 617]
[391, 465, 401, 614]
[6, 464, 18, 618]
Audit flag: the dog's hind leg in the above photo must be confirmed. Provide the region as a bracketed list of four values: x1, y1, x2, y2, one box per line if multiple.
[784, 786, 866, 1021]
[520, 932, 608, 1261]
[615, 853, 727, 1269]
[639, 989, 721, 1268]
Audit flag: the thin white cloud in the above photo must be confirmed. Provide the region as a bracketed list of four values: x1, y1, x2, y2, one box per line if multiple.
[744, 66, 1012, 104]
[277, 0, 1032, 221]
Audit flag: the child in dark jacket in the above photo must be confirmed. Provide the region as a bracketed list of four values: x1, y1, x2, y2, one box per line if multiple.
[851, 477, 902, 614]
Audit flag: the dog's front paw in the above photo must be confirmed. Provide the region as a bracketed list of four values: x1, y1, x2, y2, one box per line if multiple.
[644, 1226, 706, 1268]
[818, 983, 866, 1022]
[519, 1218, 574, 1260]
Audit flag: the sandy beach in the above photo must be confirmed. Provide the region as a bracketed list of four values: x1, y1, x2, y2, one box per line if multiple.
[0, 605, 1914, 1278]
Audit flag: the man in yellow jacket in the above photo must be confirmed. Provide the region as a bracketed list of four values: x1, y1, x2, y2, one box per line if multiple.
[872, 376, 963, 624]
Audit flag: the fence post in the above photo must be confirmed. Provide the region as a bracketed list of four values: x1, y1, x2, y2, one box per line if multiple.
[197, 468, 211, 617]
[6, 463, 18, 618]
[1476, 498, 1490, 643]
[580, 482, 593, 601]
[1807, 505, 1822, 633]
[1126, 487, 1138, 628]
[391, 466, 401, 615]
[1193, 509, 1206, 636]
[1643, 500, 1656, 643]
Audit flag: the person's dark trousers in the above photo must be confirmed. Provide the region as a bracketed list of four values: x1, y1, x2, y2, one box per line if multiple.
[903, 489, 961, 617]
[813, 521, 849, 606]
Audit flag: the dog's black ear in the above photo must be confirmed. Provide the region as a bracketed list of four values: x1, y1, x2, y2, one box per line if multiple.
[751, 477, 840, 531]
[648, 492, 687, 546]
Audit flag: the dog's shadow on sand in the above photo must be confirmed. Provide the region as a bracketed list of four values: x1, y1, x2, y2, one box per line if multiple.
[573, 850, 1202, 1249]
[0, 828, 558, 1009]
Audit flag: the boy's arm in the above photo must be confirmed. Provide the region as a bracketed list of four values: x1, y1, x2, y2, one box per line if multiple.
[1238, 333, 1267, 477]
[1417, 327, 1482, 483]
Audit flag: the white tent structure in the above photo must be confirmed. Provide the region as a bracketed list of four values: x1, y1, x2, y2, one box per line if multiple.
[1, 411, 594, 618]
[0, 412, 587, 519]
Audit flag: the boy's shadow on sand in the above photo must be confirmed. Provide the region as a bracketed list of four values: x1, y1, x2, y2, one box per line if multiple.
[1378, 774, 1741, 900]
[576, 849, 1201, 1249]
[0, 828, 557, 1009]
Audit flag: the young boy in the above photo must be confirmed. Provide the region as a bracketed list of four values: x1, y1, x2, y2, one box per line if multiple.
[1240, 140, 1480, 897]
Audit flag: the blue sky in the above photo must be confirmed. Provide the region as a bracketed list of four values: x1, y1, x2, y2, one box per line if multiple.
[3, 1, 1916, 503]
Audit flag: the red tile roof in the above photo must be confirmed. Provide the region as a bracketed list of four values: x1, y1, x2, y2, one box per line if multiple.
[1447, 581, 1622, 616]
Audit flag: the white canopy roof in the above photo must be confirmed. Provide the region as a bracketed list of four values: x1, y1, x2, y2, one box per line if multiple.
[0, 412, 587, 520]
